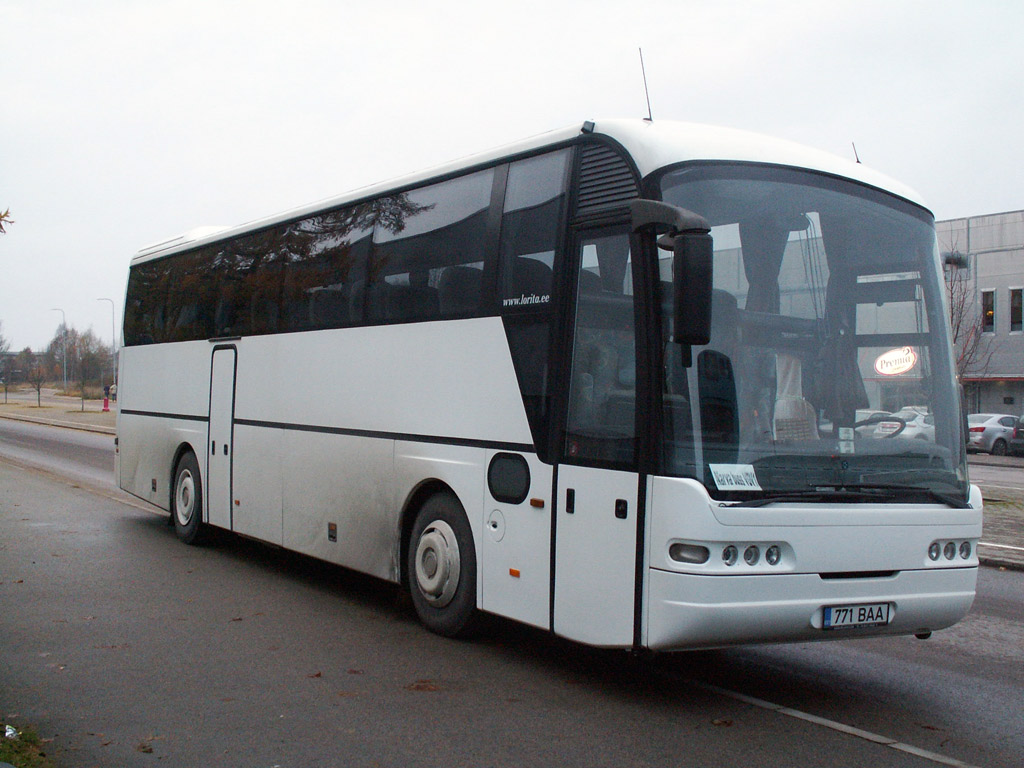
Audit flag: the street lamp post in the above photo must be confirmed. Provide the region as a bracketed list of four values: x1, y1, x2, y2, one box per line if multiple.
[50, 307, 67, 393]
[97, 297, 117, 388]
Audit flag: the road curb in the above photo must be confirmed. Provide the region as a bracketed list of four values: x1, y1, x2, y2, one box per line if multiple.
[979, 553, 1024, 572]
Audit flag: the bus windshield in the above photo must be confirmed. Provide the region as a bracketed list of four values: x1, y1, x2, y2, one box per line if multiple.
[656, 164, 968, 505]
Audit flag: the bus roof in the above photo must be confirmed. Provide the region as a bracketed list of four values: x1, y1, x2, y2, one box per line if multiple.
[132, 118, 928, 264]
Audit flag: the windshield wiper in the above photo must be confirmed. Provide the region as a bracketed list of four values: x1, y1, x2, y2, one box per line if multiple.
[736, 488, 891, 507]
[833, 483, 970, 509]
[736, 484, 969, 508]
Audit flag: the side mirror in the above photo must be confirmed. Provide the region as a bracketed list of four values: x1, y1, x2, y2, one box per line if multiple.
[630, 200, 713, 346]
[671, 232, 713, 345]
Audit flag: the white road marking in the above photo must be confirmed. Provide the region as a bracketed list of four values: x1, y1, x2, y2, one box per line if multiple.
[691, 680, 982, 768]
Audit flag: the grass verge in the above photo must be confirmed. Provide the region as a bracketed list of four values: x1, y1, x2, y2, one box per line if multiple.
[0, 724, 56, 768]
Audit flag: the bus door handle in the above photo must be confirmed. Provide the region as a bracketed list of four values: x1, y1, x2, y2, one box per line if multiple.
[211, 441, 216, 455]
[566, 488, 575, 514]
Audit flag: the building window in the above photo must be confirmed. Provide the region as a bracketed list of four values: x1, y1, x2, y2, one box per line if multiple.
[982, 290, 995, 333]
[1011, 288, 1022, 333]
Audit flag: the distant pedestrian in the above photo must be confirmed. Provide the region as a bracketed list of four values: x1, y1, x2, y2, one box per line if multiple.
[110, 383, 117, 402]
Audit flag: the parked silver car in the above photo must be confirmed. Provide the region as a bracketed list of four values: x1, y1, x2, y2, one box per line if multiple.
[966, 413, 1017, 455]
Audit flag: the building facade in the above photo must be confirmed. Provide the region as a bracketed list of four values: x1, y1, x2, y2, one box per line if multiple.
[936, 209, 1024, 414]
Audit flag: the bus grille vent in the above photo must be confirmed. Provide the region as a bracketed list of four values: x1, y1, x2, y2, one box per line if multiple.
[819, 570, 898, 580]
[576, 143, 639, 217]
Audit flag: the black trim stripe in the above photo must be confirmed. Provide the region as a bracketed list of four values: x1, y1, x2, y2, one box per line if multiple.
[120, 409, 209, 423]
[632, 473, 648, 650]
[119, 408, 533, 453]
[233, 418, 533, 453]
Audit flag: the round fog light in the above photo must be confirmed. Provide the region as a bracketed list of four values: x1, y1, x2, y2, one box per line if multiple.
[959, 541, 972, 560]
[943, 541, 956, 560]
[722, 545, 738, 566]
[744, 545, 760, 566]
[766, 545, 781, 566]
[928, 542, 941, 561]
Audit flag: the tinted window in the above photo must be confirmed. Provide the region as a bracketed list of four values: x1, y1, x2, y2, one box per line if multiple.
[565, 230, 637, 466]
[499, 150, 571, 458]
[281, 206, 373, 332]
[499, 150, 570, 313]
[124, 260, 169, 346]
[123, 166, 505, 344]
[165, 249, 215, 341]
[369, 169, 494, 323]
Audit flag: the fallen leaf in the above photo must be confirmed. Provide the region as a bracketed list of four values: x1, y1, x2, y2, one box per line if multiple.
[307, 671, 322, 678]
[712, 719, 733, 727]
[347, 669, 364, 675]
[405, 679, 439, 692]
[136, 742, 153, 754]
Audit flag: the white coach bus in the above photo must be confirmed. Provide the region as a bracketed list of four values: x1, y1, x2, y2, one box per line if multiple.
[117, 119, 981, 650]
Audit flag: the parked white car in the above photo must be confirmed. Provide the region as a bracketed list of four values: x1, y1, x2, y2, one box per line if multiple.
[854, 409, 892, 437]
[874, 408, 935, 441]
[966, 413, 1017, 455]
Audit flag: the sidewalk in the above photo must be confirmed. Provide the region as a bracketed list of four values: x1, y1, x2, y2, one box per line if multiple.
[0, 402, 1020, 570]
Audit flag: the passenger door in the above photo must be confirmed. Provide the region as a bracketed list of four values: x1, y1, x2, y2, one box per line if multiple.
[207, 346, 236, 530]
[553, 228, 642, 647]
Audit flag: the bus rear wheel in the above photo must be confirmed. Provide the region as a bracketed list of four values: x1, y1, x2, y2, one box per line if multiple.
[407, 491, 478, 638]
[172, 451, 205, 545]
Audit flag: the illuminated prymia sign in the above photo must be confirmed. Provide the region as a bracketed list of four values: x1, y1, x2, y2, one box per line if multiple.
[874, 346, 918, 376]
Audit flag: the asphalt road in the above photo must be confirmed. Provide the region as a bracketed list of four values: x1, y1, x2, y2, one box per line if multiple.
[0, 417, 114, 486]
[1, 422, 1022, 767]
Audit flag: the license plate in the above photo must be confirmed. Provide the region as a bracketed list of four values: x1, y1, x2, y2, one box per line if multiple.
[823, 602, 891, 629]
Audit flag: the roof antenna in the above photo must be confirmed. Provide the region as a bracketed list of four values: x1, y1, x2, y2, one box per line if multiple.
[851, 142, 862, 164]
[639, 47, 653, 122]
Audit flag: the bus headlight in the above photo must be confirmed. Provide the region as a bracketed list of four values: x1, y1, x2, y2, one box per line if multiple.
[928, 542, 941, 561]
[959, 541, 971, 560]
[943, 542, 956, 560]
[669, 543, 710, 564]
[765, 545, 781, 566]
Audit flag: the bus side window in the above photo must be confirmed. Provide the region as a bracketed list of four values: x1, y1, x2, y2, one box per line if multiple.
[369, 169, 494, 324]
[499, 149, 571, 459]
[281, 210, 372, 332]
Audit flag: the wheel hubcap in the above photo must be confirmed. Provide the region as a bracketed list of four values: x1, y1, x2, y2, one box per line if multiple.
[175, 470, 195, 526]
[414, 520, 460, 608]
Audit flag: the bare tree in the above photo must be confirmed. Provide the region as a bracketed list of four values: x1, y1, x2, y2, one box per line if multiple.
[15, 347, 35, 385]
[0, 208, 12, 235]
[25, 351, 45, 407]
[69, 328, 105, 410]
[945, 250, 995, 381]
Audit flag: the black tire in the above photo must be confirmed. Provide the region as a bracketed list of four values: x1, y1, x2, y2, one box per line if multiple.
[407, 491, 478, 638]
[991, 439, 1008, 456]
[172, 451, 205, 545]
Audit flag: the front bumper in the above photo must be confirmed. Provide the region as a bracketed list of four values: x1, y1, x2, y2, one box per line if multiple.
[645, 565, 977, 651]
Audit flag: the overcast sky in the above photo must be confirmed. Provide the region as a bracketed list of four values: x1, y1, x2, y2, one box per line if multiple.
[3, 0, 1022, 351]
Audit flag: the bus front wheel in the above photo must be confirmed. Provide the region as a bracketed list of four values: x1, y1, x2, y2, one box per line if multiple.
[172, 451, 205, 545]
[407, 491, 478, 638]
